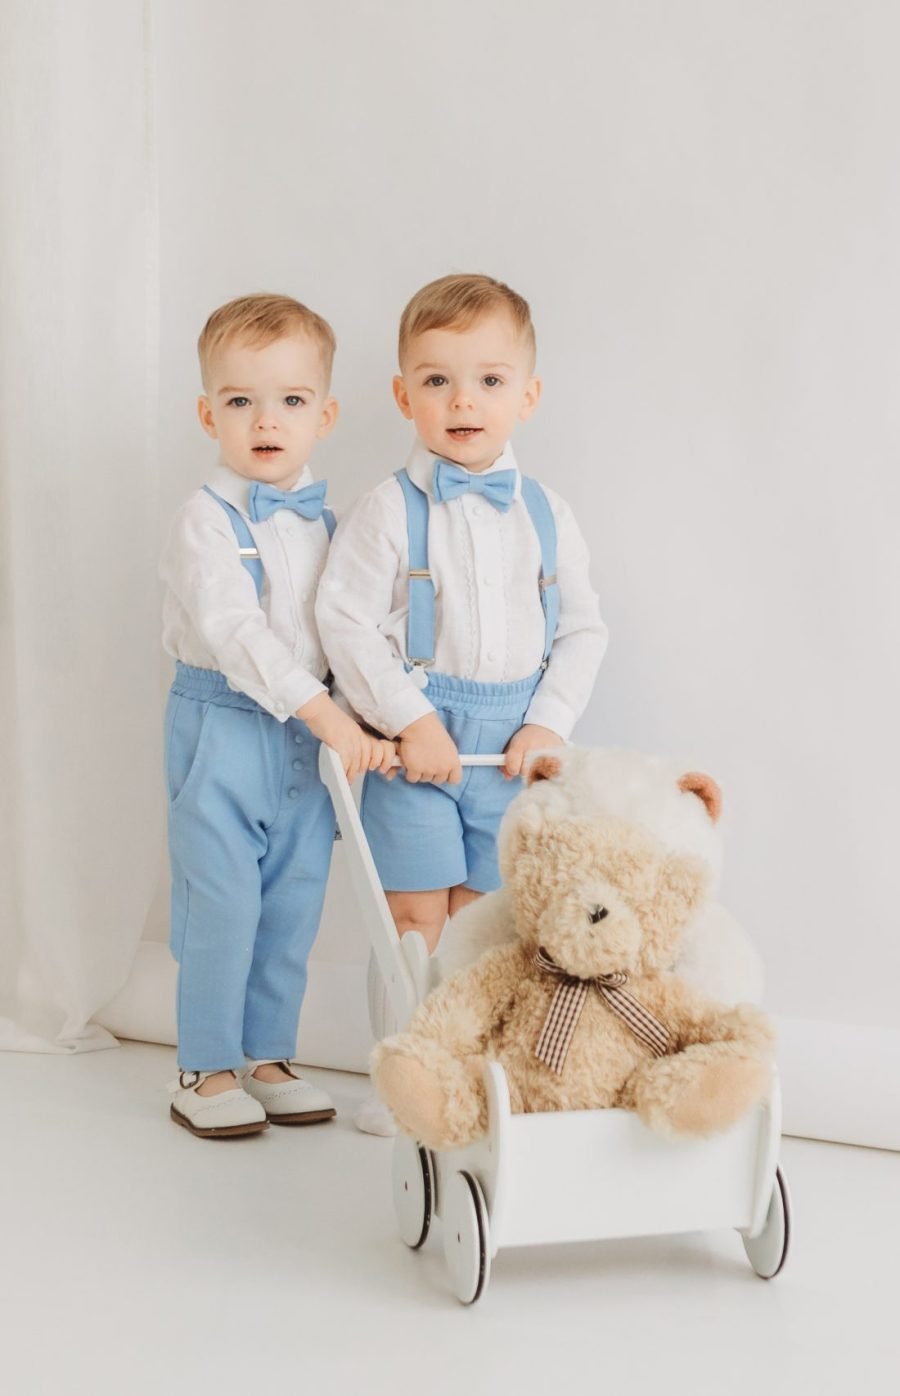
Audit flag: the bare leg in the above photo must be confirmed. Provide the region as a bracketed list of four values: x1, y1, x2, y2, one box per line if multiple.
[386, 888, 450, 953]
[448, 884, 483, 918]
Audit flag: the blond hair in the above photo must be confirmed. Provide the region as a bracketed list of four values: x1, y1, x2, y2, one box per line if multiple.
[398, 273, 536, 367]
[198, 293, 336, 387]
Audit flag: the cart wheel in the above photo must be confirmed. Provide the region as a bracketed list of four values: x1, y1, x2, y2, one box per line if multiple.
[442, 1170, 490, 1304]
[742, 1165, 791, 1278]
[392, 1135, 434, 1249]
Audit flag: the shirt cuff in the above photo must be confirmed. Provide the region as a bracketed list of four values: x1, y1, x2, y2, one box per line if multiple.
[379, 686, 436, 739]
[252, 671, 328, 723]
[522, 691, 576, 743]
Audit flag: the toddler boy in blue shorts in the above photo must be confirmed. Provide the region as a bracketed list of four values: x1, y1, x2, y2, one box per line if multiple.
[161, 293, 394, 1138]
[316, 274, 608, 1132]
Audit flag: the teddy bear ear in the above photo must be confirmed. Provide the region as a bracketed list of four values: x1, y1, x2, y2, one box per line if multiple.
[678, 771, 723, 823]
[525, 753, 564, 786]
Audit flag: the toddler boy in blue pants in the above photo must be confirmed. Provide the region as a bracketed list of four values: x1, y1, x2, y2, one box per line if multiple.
[160, 293, 394, 1138]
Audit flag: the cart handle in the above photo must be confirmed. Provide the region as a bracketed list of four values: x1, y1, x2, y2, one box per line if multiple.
[389, 753, 507, 768]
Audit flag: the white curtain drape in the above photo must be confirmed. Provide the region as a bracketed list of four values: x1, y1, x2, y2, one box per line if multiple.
[0, 1, 162, 1052]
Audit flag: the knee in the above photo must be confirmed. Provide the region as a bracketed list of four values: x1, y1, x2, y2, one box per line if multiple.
[396, 915, 445, 954]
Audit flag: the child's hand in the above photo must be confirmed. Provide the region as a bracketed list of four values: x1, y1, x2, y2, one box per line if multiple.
[396, 713, 462, 785]
[501, 724, 564, 780]
[298, 693, 391, 782]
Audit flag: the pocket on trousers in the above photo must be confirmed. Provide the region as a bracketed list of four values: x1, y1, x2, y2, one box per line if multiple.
[165, 694, 213, 811]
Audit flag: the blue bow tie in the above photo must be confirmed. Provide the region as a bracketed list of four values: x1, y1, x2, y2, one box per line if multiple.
[248, 479, 327, 524]
[432, 459, 517, 513]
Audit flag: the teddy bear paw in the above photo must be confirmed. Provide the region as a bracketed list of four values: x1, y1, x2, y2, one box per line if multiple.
[637, 1055, 772, 1138]
[373, 1052, 454, 1149]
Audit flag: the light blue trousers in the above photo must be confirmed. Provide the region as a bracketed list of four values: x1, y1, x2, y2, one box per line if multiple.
[165, 663, 335, 1071]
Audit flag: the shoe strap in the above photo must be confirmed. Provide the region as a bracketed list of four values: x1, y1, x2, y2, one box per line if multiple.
[245, 1058, 302, 1080]
[166, 1069, 238, 1095]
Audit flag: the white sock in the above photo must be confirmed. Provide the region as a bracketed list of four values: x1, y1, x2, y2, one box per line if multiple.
[354, 1093, 398, 1137]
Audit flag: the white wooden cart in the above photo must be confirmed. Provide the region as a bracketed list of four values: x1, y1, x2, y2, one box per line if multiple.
[319, 746, 791, 1304]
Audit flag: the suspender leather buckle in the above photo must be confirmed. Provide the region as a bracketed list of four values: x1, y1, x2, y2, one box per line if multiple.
[238, 547, 260, 559]
[539, 573, 557, 590]
[409, 657, 435, 668]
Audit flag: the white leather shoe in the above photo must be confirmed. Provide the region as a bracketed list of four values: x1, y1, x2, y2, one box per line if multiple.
[242, 1060, 336, 1126]
[354, 1093, 397, 1138]
[168, 1070, 269, 1138]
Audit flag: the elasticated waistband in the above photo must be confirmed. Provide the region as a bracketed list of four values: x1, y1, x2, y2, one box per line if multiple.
[170, 662, 265, 711]
[420, 665, 543, 720]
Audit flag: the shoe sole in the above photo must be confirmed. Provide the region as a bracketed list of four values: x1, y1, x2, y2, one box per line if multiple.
[267, 1108, 337, 1126]
[170, 1104, 269, 1138]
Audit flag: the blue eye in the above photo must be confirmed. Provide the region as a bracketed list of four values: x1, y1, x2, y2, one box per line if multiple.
[483, 376, 502, 388]
[227, 396, 250, 407]
[424, 375, 447, 387]
[285, 395, 305, 407]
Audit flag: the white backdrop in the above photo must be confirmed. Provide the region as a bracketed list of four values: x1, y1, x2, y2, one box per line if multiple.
[6, 2, 898, 1142]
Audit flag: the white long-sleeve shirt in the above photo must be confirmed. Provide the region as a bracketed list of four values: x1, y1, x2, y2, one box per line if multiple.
[160, 462, 331, 720]
[315, 439, 608, 739]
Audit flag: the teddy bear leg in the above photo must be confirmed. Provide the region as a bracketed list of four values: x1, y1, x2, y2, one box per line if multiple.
[631, 1049, 772, 1138]
[372, 1038, 488, 1150]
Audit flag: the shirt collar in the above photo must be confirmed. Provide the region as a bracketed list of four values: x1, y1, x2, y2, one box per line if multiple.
[204, 460, 315, 517]
[404, 437, 521, 500]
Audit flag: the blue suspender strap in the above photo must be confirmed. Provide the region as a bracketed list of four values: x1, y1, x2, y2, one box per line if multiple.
[322, 506, 336, 541]
[202, 485, 264, 601]
[394, 468, 435, 666]
[519, 477, 560, 665]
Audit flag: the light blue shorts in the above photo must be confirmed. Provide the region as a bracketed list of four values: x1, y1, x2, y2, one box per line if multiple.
[360, 667, 541, 894]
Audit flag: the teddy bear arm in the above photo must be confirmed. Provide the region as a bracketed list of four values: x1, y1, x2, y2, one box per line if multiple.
[660, 978, 776, 1056]
[626, 981, 776, 1138]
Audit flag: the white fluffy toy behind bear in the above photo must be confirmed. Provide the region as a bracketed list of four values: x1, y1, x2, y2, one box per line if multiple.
[437, 747, 764, 1006]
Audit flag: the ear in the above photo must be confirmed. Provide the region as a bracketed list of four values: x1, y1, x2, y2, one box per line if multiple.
[518, 375, 542, 422]
[392, 375, 414, 420]
[316, 395, 339, 439]
[197, 395, 217, 440]
[678, 771, 722, 823]
[525, 752, 563, 786]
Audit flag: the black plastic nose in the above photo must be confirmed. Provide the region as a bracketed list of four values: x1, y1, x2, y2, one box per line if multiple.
[589, 905, 609, 924]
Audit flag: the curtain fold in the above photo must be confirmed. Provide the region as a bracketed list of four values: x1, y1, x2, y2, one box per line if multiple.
[0, 1, 160, 1052]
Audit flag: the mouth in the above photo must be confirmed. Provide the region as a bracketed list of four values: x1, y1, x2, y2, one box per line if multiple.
[252, 445, 283, 455]
[446, 427, 483, 441]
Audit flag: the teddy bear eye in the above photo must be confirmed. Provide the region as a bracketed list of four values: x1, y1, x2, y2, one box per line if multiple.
[588, 905, 609, 924]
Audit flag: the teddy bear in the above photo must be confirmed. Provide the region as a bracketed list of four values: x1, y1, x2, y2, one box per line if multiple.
[438, 746, 764, 1006]
[372, 748, 775, 1151]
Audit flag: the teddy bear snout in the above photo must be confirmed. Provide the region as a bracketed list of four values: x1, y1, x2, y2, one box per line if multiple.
[588, 905, 609, 924]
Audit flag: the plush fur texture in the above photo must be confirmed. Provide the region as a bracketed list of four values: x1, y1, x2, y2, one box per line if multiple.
[372, 749, 774, 1150]
[439, 748, 764, 1004]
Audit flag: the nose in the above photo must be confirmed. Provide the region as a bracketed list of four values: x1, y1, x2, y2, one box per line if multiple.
[588, 905, 609, 924]
[450, 385, 474, 411]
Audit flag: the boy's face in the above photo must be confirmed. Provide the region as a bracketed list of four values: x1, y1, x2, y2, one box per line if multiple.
[198, 334, 337, 490]
[393, 312, 541, 473]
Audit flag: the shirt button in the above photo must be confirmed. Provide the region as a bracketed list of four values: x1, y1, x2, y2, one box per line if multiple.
[471, 504, 482, 517]
[288, 787, 299, 799]
[294, 733, 303, 745]
[274, 701, 285, 714]
[292, 758, 303, 771]
[487, 650, 498, 661]
[483, 576, 495, 587]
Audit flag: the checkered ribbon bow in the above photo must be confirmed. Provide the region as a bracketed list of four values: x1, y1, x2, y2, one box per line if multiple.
[534, 947, 671, 1075]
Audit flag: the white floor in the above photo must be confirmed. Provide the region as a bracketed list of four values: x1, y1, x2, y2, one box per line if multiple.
[2, 1043, 898, 1396]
